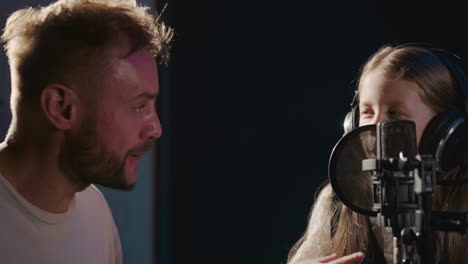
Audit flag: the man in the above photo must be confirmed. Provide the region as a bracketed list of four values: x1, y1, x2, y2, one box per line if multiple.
[0, 0, 173, 263]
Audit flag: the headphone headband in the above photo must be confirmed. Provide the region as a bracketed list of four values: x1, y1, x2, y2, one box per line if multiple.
[346, 43, 468, 128]
[342, 43, 468, 172]
[395, 43, 468, 113]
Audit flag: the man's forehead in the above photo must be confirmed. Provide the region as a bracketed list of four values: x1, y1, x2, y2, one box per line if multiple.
[101, 48, 158, 99]
[126, 49, 154, 65]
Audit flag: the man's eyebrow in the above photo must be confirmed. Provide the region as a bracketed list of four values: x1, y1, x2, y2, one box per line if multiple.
[131, 92, 158, 100]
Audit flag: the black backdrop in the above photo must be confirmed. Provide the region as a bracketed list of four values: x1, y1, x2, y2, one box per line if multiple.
[154, 1, 468, 264]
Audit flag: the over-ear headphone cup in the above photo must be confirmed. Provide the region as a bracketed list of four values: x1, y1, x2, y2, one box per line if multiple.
[343, 111, 354, 135]
[440, 120, 467, 171]
[343, 105, 359, 135]
[419, 111, 467, 172]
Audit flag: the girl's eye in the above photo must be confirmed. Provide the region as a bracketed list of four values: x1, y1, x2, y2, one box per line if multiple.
[388, 110, 404, 118]
[360, 108, 373, 118]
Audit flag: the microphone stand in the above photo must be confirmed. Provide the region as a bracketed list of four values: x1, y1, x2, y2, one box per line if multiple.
[363, 154, 467, 264]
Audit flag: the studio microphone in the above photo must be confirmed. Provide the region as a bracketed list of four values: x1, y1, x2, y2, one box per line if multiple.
[369, 120, 420, 230]
[377, 120, 417, 160]
[329, 120, 468, 263]
[364, 120, 433, 263]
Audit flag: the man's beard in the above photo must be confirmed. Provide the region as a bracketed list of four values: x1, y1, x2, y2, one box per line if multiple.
[58, 121, 135, 190]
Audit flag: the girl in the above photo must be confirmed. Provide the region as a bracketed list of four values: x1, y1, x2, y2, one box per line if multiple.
[288, 44, 468, 264]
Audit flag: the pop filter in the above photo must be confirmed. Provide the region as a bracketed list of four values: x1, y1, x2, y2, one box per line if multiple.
[328, 124, 377, 216]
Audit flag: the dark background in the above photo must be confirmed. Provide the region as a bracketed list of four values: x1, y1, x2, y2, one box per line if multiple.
[154, 1, 468, 264]
[3, 1, 465, 264]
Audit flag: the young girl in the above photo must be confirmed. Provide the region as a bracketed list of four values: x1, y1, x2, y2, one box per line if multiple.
[288, 44, 468, 264]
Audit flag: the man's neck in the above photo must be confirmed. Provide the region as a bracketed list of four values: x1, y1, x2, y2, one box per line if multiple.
[0, 139, 87, 213]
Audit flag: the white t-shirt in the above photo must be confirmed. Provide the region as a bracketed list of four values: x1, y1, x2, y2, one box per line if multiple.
[0, 173, 122, 264]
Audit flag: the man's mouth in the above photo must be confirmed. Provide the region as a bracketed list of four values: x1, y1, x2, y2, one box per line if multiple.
[127, 154, 142, 168]
[127, 142, 153, 163]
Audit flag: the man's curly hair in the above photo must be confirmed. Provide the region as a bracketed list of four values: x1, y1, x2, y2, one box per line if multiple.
[1, 0, 173, 108]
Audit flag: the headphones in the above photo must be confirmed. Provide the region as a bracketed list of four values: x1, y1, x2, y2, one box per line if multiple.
[343, 43, 468, 172]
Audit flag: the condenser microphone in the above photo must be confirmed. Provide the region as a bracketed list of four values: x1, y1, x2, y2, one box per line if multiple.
[329, 120, 466, 263]
[371, 120, 420, 232]
[377, 120, 417, 161]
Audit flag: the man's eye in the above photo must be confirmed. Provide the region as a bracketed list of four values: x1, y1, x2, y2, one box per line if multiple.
[135, 105, 146, 113]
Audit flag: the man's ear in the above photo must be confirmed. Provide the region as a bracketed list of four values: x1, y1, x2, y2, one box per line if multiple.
[40, 84, 79, 131]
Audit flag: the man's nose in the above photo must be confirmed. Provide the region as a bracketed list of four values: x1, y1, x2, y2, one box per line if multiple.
[141, 111, 162, 140]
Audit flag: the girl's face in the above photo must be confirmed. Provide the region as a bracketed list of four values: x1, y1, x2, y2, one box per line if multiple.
[358, 70, 436, 144]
